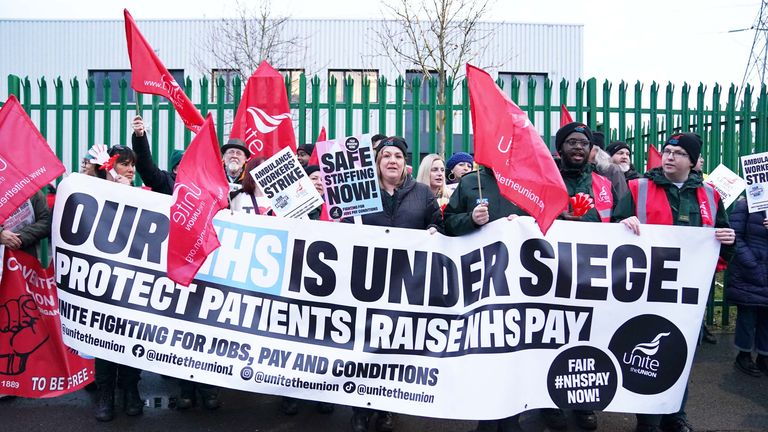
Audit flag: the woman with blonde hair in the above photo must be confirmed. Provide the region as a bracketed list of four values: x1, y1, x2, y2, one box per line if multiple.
[416, 153, 451, 210]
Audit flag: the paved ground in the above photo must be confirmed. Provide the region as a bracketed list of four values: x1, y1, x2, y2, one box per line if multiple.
[1, 333, 766, 432]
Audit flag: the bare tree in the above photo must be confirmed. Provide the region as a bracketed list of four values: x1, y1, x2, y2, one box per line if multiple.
[375, 0, 494, 156]
[194, 1, 305, 88]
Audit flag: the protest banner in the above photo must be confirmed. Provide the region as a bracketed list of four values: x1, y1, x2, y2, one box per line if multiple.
[741, 151, 768, 212]
[706, 164, 746, 209]
[250, 147, 323, 218]
[52, 174, 718, 419]
[0, 249, 94, 397]
[316, 134, 382, 220]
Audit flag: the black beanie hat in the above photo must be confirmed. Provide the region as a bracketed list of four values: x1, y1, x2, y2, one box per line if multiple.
[555, 122, 593, 153]
[297, 144, 314, 156]
[377, 136, 408, 155]
[606, 141, 631, 157]
[303, 165, 320, 176]
[663, 133, 701, 166]
[591, 132, 605, 150]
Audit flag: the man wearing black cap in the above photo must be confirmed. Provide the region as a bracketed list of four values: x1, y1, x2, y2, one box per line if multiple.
[221, 138, 251, 191]
[606, 141, 640, 181]
[614, 132, 735, 432]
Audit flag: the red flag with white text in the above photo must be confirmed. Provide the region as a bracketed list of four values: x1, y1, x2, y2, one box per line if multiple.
[560, 104, 574, 128]
[124, 9, 204, 133]
[0, 95, 65, 224]
[467, 64, 568, 234]
[308, 127, 327, 166]
[0, 249, 94, 398]
[230, 61, 296, 160]
[647, 145, 662, 171]
[168, 115, 229, 285]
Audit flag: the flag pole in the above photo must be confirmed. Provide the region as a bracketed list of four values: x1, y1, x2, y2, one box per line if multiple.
[477, 169, 483, 202]
[134, 91, 143, 117]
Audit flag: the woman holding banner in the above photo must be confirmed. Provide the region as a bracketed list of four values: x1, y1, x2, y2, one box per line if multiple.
[351, 136, 443, 432]
[90, 145, 144, 422]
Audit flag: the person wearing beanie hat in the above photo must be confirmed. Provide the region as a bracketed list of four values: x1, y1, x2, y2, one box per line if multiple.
[302, 164, 323, 195]
[446, 152, 474, 186]
[131, 115, 183, 195]
[79, 149, 98, 177]
[297, 144, 314, 167]
[376, 136, 408, 155]
[555, 122, 593, 155]
[614, 132, 735, 432]
[605, 141, 639, 180]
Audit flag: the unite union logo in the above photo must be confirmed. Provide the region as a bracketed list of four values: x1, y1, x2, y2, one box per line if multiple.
[244, 107, 292, 153]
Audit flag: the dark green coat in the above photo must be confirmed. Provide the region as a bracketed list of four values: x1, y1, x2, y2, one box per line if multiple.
[443, 167, 528, 237]
[558, 161, 619, 223]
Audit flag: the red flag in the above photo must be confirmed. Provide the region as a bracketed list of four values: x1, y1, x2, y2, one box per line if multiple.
[467, 64, 568, 234]
[168, 115, 229, 286]
[308, 127, 327, 166]
[0, 95, 65, 224]
[230, 61, 296, 159]
[560, 104, 574, 127]
[0, 250, 94, 397]
[647, 145, 662, 171]
[124, 9, 204, 133]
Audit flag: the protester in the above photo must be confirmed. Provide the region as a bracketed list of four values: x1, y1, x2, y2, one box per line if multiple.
[548, 122, 614, 430]
[606, 140, 640, 181]
[91, 145, 143, 422]
[416, 154, 451, 209]
[297, 143, 314, 167]
[445, 151, 473, 189]
[131, 115, 184, 194]
[303, 164, 334, 222]
[221, 138, 250, 191]
[691, 153, 718, 345]
[0, 190, 51, 262]
[442, 162, 527, 432]
[726, 197, 768, 377]
[590, 133, 629, 200]
[230, 157, 273, 215]
[352, 136, 443, 432]
[79, 151, 98, 176]
[371, 134, 387, 151]
[614, 132, 735, 432]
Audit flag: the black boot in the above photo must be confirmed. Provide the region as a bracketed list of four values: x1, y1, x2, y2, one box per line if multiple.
[94, 387, 115, 422]
[735, 351, 762, 377]
[124, 385, 144, 416]
[177, 380, 195, 410]
[199, 386, 220, 410]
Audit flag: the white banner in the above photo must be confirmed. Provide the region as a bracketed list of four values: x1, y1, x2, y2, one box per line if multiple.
[741, 151, 768, 212]
[52, 174, 719, 420]
[250, 147, 322, 218]
[707, 164, 745, 209]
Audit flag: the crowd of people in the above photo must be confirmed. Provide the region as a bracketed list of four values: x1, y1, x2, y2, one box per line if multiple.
[2, 116, 765, 432]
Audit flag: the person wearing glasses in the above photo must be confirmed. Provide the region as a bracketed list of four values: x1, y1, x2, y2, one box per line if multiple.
[221, 139, 250, 192]
[614, 133, 735, 432]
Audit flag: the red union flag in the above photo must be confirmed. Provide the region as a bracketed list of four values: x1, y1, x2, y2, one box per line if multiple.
[647, 144, 662, 171]
[124, 9, 204, 133]
[230, 60, 296, 159]
[467, 64, 568, 234]
[560, 104, 574, 127]
[0, 95, 65, 224]
[168, 115, 229, 286]
[0, 249, 94, 397]
[308, 126, 326, 166]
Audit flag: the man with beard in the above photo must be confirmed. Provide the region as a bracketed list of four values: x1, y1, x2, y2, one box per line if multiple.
[537, 122, 617, 431]
[221, 138, 250, 192]
[606, 141, 640, 181]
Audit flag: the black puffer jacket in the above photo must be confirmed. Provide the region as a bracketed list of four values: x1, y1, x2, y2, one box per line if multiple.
[361, 176, 443, 231]
[726, 198, 768, 306]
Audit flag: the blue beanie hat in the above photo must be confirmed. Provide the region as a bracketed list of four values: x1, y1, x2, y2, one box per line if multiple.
[446, 152, 473, 172]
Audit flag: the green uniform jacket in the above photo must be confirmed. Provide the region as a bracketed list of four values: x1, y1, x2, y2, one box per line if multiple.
[557, 160, 620, 223]
[612, 167, 733, 260]
[443, 166, 528, 237]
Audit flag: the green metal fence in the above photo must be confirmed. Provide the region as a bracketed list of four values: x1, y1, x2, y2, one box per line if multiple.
[5, 72, 757, 329]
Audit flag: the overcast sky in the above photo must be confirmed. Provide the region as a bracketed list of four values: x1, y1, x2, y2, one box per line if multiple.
[1, 0, 762, 88]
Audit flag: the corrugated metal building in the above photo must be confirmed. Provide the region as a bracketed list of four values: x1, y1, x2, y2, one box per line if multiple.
[0, 18, 582, 169]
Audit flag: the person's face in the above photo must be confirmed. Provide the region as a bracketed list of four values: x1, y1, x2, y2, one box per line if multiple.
[297, 150, 310, 166]
[223, 148, 247, 173]
[429, 159, 445, 190]
[379, 147, 405, 184]
[561, 132, 591, 168]
[611, 148, 631, 167]
[451, 161, 472, 179]
[661, 145, 693, 180]
[695, 155, 704, 172]
[309, 172, 323, 195]
[114, 159, 135, 181]
[80, 158, 97, 177]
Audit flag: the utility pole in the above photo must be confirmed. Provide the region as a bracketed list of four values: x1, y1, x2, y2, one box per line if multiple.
[735, 0, 768, 99]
